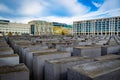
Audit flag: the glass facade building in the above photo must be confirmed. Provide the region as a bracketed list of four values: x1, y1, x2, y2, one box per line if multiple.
[73, 16, 120, 35]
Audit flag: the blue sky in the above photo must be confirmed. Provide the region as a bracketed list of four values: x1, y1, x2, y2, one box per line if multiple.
[0, 0, 120, 24]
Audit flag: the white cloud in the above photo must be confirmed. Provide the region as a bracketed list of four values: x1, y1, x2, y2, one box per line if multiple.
[92, 1, 102, 8]
[2, 0, 120, 25]
[99, 0, 120, 11]
[9, 7, 120, 25]
[18, 0, 89, 16]
[18, 0, 48, 16]
[54, 0, 90, 16]
[0, 4, 12, 13]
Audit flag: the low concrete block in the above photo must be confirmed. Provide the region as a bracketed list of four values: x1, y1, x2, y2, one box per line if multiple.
[68, 60, 120, 80]
[0, 54, 19, 66]
[0, 63, 29, 80]
[57, 45, 73, 53]
[101, 45, 120, 55]
[94, 54, 120, 61]
[45, 56, 94, 80]
[0, 47, 13, 55]
[0, 43, 9, 47]
[33, 51, 71, 80]
[73, 46, 101, 58]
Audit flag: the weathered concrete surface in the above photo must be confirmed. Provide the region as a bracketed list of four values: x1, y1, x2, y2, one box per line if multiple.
[19, 44, 48, 63]
[11, 40, 31, 53]
[101, 45, 120, 55]
[45, 56, 94, 80]
[0, 47, 14, 55]
[57, 45, 74, 53]
[0, 54, 19, 66]
[68, 60, 120, 80]
[25, 48, 57, 76]
[0, 63, 29, 80]
[95, 54, 120, 61]
[0, 42, 9, 47]
[33, 51, 71, 80]
[73, 46, 101, 58]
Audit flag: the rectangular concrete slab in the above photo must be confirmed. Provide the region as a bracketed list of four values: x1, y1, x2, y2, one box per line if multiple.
[45, 56, 94, 80]
[33, 51, 71, 80]
[19, 44, 48, 63]
[73, 46, 101, 58]
[68, 60, 120, 80]
[25, 48, 57, 77]
[94, 54, 120, 61]
[57, 45, 74, 53]
[101, 45, 120, 55]
[0, 47, 14, 55]
[0, 43, 9, 47]
[0, 63, 29, 80]
[0, 54, 19, 66]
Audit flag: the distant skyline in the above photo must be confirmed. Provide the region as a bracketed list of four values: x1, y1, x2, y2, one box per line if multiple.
[0, 0, 120, 24]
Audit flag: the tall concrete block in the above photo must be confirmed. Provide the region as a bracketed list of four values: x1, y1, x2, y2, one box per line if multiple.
[0, 47, 13, 55]
[73, 46, 101, 58]
[25, 49, 57, 77]
[12, 40, 31, 53]
[94, 54, 120, 61]
[101, 45, 120, 55]
[45, 56, 94, 80]
[20, 44, 48, 63]
[33, 51, 71, 80]
[68, 60, 120, 80]
[0, 63, 29, 80]
[0, 54, 19, 66]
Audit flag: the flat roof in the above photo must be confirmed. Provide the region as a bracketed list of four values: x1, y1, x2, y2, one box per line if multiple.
[0, 20, 10, 23]
[73, 16, 120, 23]
[71, 60, 120, 78]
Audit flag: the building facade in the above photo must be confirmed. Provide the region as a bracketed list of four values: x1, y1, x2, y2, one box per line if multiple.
[28, 20, 53, 35]
[52, 22, 72, 35]
[73, 16, 120, 35]
[0, 20, 9, 35]
[0, 20, 30, 35]
[9, 23, 30, 35]
[28, 21, 72, 35]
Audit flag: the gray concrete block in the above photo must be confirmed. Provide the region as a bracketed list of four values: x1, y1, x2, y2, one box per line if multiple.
[25, 49, 57, 76]
[0, 47, 14, 55]
[101, 45, 120, 55]
[0, 43, 9, 47]
[73, 46, 101, 58]
[0, 63, 29, 80]
[20, 44, 48, 63]
[14, 41, 31, 54]
[33, 51, 71, 80]
[12, 40, 31, 53]
[45, 56, 94, 80]
[0, 54, 19, 66]
[68, 60, 120, 80]
[94, 54, 120, 61]
[57, 45, 73, 53]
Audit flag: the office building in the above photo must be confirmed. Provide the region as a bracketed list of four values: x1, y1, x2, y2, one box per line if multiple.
[0, 20, 10, 35]
[29, 21, 72, 35]
[73, 16, 120, 35]
[52, 22, 72, 35]
[28, 20, 53, 35]
[0, 20, 30, 35]
[9, 23, 30, 35]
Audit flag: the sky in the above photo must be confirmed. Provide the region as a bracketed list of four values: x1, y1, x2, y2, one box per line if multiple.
[0, 0, 120, 24]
